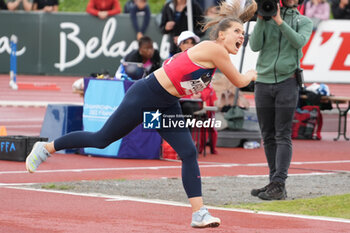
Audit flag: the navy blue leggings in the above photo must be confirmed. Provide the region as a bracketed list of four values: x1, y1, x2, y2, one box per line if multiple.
[54, 74, 201, 198]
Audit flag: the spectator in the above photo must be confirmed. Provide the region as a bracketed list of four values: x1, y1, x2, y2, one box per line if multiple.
[129, 0, 151, 40]
[123, 0, 133, 13]
[177, 30, 200, 52]
[305, 0, 330, 29]
[33, 0, 58, 12]
[124, 36, 161, 77]
[86, 0, 121, 20]
[331, 0, 350, 19]
[0, 0, 7, 9]
[159, 0, 205, 56]
[6, 0, 33, 11]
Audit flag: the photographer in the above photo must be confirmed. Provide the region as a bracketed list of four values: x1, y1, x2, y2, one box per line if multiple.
[249, 0, 312, 200]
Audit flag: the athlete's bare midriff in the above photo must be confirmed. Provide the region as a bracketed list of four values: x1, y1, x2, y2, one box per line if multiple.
[154, 68, 182, 98]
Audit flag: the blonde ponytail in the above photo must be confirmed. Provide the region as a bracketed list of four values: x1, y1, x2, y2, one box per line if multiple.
[239, 0, 258, 23]
[203, 0, 257, 39]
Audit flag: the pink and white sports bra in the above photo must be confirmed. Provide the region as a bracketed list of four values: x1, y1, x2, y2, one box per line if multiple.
[163, 51, 216, 96]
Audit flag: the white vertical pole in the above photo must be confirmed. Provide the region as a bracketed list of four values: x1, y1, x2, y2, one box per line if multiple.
[187, 0, 193, 32]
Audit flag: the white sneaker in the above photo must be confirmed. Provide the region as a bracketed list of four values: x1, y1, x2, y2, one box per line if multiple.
[26, 142, 50, 173]
[191, 207, 221, 228]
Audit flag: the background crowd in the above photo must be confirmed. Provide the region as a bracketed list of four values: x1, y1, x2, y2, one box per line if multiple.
[0, 0, 348, 33]
[0, 0, 348, 44]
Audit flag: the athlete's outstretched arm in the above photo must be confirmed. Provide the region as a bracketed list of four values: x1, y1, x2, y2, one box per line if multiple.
[210, 44, 256, 88]
[189, 41, 256, 88]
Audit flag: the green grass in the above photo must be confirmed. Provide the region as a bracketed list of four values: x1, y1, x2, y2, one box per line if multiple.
[58, 0, 89, 12]
[41, 183, 75, 191]
[227, 194, 350, 219]
[145, 0, 166, 14]
[58, 0, 166, 14]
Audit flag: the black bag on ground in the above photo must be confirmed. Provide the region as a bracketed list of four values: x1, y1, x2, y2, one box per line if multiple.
[224, 106, 260, 131]
[0, 136, 48, 161]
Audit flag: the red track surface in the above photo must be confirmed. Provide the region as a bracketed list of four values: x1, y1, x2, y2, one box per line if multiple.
[1, 187, 350, 233]
[0, 75, 349, 232]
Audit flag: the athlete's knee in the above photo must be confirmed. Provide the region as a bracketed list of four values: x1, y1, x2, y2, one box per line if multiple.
[91, 139, 110, 149]
[178, 144, 197, 161]
[91, 132, 115, 149]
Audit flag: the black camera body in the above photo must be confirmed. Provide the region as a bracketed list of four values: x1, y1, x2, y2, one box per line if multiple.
[295, 68, 305, 89]
[256, 0, 279, 20]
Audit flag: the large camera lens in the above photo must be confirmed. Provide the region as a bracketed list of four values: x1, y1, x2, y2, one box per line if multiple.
[257, 0, 278, 17]
[262, 1, 275, 12]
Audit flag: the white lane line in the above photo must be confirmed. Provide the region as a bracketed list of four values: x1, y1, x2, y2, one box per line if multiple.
[0, 166, 183, 174]
[196, 160, 350, 166]
[0, 118, 43, 122]
[1, 160, 350, 175]
[0, 100, 83, 107]
[237, 172, 337, 178]
[2, 185, 350, 224]
[0, 182, 37, 186]
[5, 125, 43, 129]
[292, 160, 350, 165]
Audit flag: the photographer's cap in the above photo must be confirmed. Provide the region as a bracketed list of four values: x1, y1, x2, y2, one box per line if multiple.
[177, 31, 200, 46]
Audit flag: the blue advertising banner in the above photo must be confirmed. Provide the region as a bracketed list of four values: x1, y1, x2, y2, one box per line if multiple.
[82, 78, 161, 159]
[83, 79, 125, 156]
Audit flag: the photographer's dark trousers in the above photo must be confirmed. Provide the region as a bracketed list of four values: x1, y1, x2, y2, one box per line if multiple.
[255, 77, 299, 183]
[54, 73, 201, 198]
